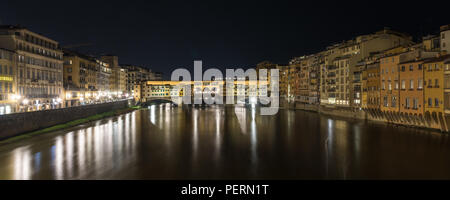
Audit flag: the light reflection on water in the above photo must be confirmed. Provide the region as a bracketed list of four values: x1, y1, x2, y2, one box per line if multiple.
[0, 112, 138, 180]
[1, 105, 450, 179]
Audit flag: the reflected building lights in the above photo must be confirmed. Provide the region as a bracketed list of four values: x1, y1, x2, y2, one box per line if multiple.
[13, 147, 31, 180]
[78, 130, 86, 177]
[215, 109, 221, 161]
[131, 112, 137, 155]
[150, 105, 156, 125]
[34, 152, 41, 173]
[235, 106, 247, 134]
[65, 132, 74, 178]
[55, 136, 63, 180]
[192, 109, 199, 160]
[87, 127, 93, 170]
[6, 112, 139, 180]
[250, 107, 257, 166]
[117, 116, 124, 164]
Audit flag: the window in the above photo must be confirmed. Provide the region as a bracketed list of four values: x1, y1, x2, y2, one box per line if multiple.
[401, 80, 406, 89]
[435, 79, 439, 87]
[418, 64, 422, 70]
[410, 79, 414, 89]
[418, 79, 423, 89]
[413, 98, 418, 109]
[405, 98, 410, 109]
[446, 75, 450, 88]
[395, 80, 399, 89]
[392, 96, 397, 107]
[382, 82, 385, 90]
[443, 33, 446, 39]
[401, 66, 405, 71]
[428, 98, 432, 107]
[435, 98, 439, 107]
[9, 66, 13, 75]
[388, 83, 392, 90]
[409, 65, 413, 71]
[384, 96, 388, 107]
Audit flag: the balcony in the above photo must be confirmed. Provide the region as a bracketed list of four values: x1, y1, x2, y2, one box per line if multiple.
[327, 88, 336, 92]
[25, 94, 60, 99]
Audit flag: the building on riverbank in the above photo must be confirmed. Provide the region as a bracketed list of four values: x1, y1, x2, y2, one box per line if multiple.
[101, 55, 121, 93]
[398, 58, 426, 117]
[423, 54, 450, 129]
[364, 61, 381, 110]
[318, 28, 413, 108]
[0, 25, 64, 112]
[63, 50, 117, 107]
[276, 64, 290, 99]
[122, 64, 156, 94]
[0, 48, 18, 114]
[441, 24, 450, 53]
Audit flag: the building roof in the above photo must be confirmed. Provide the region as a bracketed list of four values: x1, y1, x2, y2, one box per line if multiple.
[398, 57, 429, 65]
[0, 47, 16, 53]
[440, 24, 450, 32]
[422, 54, 450, 64]
[333, 54, 352, 61]
[0, 24, 59, 43]
[63, 49, 97, 62]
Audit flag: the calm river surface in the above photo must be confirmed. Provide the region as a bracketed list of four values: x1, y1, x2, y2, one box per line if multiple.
[1, 105, 450, 179]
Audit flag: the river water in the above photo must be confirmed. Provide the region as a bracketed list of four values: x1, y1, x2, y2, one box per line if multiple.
[1, 104, 450, 179]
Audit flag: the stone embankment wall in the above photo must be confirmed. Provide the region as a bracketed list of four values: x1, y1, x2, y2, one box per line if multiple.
[280, 99, 449, 132]
[0, 100, 129, 140]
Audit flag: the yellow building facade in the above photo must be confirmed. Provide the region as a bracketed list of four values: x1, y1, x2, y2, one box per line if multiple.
[423, 55, 450, 126]
[0, 48, 17, 114]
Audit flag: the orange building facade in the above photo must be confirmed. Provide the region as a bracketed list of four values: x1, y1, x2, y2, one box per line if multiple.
[398, 59, 425, 116]
[380, 54, 401, 113]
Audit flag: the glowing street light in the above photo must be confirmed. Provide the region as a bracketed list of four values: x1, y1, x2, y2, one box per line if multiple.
[11, 94, 21, 100]
[22, 99, 29, 104]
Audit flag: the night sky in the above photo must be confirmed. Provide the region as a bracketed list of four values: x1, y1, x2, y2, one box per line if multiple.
[1, 0, 448, 79]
